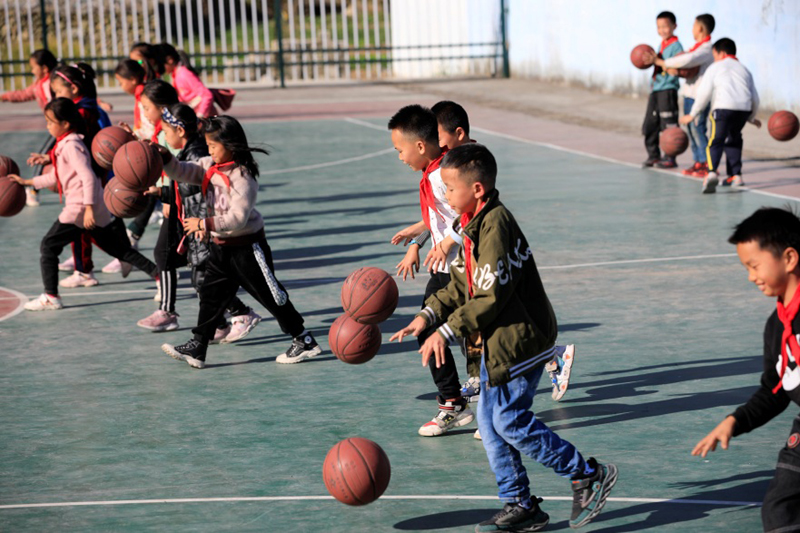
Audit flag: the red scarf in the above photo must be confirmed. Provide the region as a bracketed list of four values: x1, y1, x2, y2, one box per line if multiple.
[724, 55, 739, 61]
[418, 148, 448, 238]
[460, 200, 486, 297]
[688, 35, 711, 53]
[202, 161, 236, 197]
[653, 36, 680, 79]
[151, 120, 162, 143]
[48, 130, 74, 203]
[775, 287, 800, 394]
[37, 74, 50, 106]
[133, 84, 144, 130]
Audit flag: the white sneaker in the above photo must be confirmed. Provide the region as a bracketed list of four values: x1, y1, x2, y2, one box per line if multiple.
[702, 172, 719, 194]
[221, 310, 262, 344]
[59, 271, 100, 288]
[730, 175, 745, 188]
[102, 258, 122, 274]
[474, 429, 482, 440]
[25, 188, 40, 207]
[276, 333, 322, 363]
[153, 278, 161, 301]
[126, 228, 139, 247]
[418, 396, 474, 437]
[24, 293, 63, 311]
[545, 344, 575, 401]
[58, 255, 75, 272]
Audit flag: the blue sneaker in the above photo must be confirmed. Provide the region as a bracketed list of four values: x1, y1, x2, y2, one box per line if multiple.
[569, 459, 618, 529]
[545, 345, 575, 401]
[461, 376, 481, 403]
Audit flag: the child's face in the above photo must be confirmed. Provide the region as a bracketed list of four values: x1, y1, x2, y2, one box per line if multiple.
[51, 77, 78, 100]
[115, 74, 139, 95]
[391, 129, 427, 172]
[206, 135, 233, 165]
[164, 57, 177, 74]
[692, 20, 704, 41]
[441, 167, 480, 215]
[437, 124, 468, 151]
[656, 17, 676, 40]
[29, 57, 43, 79]
[140, 94, 162, 125]
[45, 110, 71, 138]
[162, 120, 186, 150]
[737, 241, 798, 300]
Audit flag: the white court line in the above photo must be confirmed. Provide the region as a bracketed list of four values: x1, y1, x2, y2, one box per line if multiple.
[538, 253, 738, 270]
[0, 494, 761, 510]
[261, 147, 394, 176]
[344, 116, 388, 132]
[0, 287, 26, 323]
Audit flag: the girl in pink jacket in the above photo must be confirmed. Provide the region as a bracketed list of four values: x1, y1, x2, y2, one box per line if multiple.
[0, 49, 56, 109]
[159, 44, 217, 118]
[9, 98, 158, 311]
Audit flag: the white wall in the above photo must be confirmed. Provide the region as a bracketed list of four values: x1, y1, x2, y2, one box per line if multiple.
[508, 0, 800, 111]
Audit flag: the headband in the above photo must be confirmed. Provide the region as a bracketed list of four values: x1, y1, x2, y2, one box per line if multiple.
[55, 70, 79, 87]
[162, 107, 185, 129]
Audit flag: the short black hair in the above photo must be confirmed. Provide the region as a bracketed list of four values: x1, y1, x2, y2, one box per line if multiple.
[115, 59, 146, 84]
[657, 11, 676, 25]
[440, 143, 497, 191]
[432, 100, 470, 136]
[729, 207, 800, 258]
[45, 97, 86, 135]
[142, 79, 179, 108]
[31, 49, 57, 72]
[696, 14, 715, 34]
[713, 37, 736, 56]
[387, 104, 439, 146]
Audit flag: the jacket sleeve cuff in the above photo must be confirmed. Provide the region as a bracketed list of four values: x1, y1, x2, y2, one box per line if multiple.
[417, 306, 436, 326]
[437, 323, 458, 345]
[204, 217, 216, 232]
[445, 225, 463, 246]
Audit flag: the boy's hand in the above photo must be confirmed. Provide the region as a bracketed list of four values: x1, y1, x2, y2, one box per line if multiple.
[195, 230, 206, 241]
[143, 185, 160, 196]
[679, 115, 694, 126]
[391, 221, 426, 246]
[389, 316, 428, 342]
[419, 331, 448, 369]
[751, 118, 762, 128]
[396, 244, 420, 281]
[424, 237, 456, 274]
[83, 205, 96, 229]
[666, 68, 679, 76]
[7, 174, 32, 187]
[642, 50, 658, 67]
[27, 153, 50, 166]
[691, 416, 736, 458]
[183, 217, 202, 234]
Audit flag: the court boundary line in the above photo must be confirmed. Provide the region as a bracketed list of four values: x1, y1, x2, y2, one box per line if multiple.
[0, 494, 761, 510]
[261, 147, 394, 175]
[538, 253, 738, 270]
[0, 287, 26, 323]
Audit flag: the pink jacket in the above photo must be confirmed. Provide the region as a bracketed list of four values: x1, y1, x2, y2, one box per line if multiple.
[172, 65, 216, 118]
[32, 133, 111, 229]
[1, 75, 52, 109]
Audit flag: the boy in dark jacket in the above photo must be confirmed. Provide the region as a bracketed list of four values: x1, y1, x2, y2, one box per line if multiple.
[391, 144, 617, 531]
[693, 207, 800, 532]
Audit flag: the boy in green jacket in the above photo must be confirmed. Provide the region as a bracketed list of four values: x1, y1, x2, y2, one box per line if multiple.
[391, 144, 617, 531]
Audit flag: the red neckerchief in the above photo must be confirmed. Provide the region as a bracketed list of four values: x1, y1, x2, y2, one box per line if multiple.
[37, 74, 50, 105]
[460, 200, 486, 298]
[725, 55, 739, 61]
[133, 84, 144, 130]
[202, 161, 236, 197]
[688, 35, 711, 53]
[774, 287, 800, 394]
[48, 130, 74, 203]
[418, 148, 448, 238]
[150, 120, 162, 143]
[653, 36, 680, 79]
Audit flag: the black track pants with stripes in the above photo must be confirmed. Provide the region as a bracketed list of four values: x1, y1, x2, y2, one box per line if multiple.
[762, 415, 800, 532]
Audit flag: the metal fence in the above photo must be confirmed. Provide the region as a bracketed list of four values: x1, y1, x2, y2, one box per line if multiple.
[0, 0, 508, 92]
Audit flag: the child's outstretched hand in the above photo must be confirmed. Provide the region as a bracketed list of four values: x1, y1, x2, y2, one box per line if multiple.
[83, 205, 96, 230]
[118, 122, 134, 135]
[396, 244, 420, 281]
[419, 331, 447, 369]
[143, 185, 160, 196]
[424, 237, 455, 274]
[144, 140, 173, 165]
[389, 316, 428, 343]
[98, 98, 113, 113]
[27, 153, 50, 167]
[391, 223, 421, 246]
[7, 174, 32, 187]
[751, 119, 762, 128]
[183, 217, 203, 234]
[679, 115, 694, 126]
[691, 416, 736, 458]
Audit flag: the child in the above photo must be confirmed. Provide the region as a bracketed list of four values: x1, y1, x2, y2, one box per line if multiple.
[679, 38, 761, 194]
[650, 14, 715, 177]
[129, 42, 164, 82]
[388, 104, 473, 437]
[137, 103, 261, 344]
[8, 98, 158, 311]
[159, 43, 217, 118]
[391, 143, 617, 531]
[642, 11, 683, 169]
[692, 207, 800, 532]
[159, 115, 320, 369]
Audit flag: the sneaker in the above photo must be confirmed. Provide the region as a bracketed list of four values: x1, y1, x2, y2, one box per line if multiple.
[681, 162, 702, 176]
[730, 175, 745, 188]
[137, 310, 179, 332]
[59, 271, 100, 288]
[545, 344, 575, 401]
[702, 172, 719, 194]
[476, 500, 550, 533]
[693, 167, 708, 178]
[461, 376, 481, 403]
[570, 459, 618, 529]
[120, 261, 133, 278]
[655, 158, 677, 169]
[209, 325, 232, 345]
[58, 255, 75, 272]
[276, 333, 322, 364]
[101, 258, 122, 274]
[25, 187, 40, 207]
[153, 278, 161, 301]
[474, 429, 482, 440]
[161, 339, 206, 369]
[641, 157, 660, 168]
[126, 228, 139, 247]
[221, 309, 262, 344]
[24, 293, 63, 311]
[418, 395, 474, 437]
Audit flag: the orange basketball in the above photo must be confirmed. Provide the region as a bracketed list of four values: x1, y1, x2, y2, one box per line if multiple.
[112, 140, 163, 190]
[0, 155, 20, 177]
[341, 267, 398, 324]
[768, 110, 799, 142]
[103, 178, 149, 217]
[0, 176, 25, 217]
[323, 437, 391, 506]
[92, 126, 135, 170]
[660, 127, 689, 157]
[328, 314, 381, 365]
[630, 44, 655, 70]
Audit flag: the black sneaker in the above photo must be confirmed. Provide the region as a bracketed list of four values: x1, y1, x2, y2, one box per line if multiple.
[162, 339, 207, 369]
[655, 158, 677, 169]
[569, 458, 618, 529]
[641, 157, 660, 168]
[276, 333, 322, 364]
[476, 499, 550, 532]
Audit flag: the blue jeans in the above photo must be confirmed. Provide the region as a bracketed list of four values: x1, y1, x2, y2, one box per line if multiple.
[479, 357, 586, 502]
[684, 97, 709, 163]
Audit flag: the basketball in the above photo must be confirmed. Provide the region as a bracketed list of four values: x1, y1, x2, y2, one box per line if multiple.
[630, 44, 655, 70]
[767, 110, 800, 142]
[328, 314, 382, 364]
[673, 52, 700, 78]
[92, 126, 135, 170]
[0, 155, 20, 177]
[660, 126, 689, 157]
[0, 176, 26, 217]
[103, 178, 149, 217]
[341, 267, 398, 324]
[323, 437, 391, 506]
[112, 140, 163, 190]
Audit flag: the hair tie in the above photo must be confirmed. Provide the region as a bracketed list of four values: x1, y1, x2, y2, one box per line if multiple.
[162, 107, 186, 129]
[137, 59, 144, 65]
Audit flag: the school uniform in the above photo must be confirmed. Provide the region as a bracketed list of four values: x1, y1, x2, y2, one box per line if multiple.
[643, 36, 683, 160]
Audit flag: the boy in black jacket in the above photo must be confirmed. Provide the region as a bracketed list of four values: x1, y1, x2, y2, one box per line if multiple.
[693, 207, 800, 532]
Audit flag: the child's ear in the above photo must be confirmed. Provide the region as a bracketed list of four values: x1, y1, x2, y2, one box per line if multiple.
[785, 247, 800, 273]
[416, 140, 426, 155]
[473, 180, 486, 199]
[456, 127, 466, 141]
[176, 125, 186, 138]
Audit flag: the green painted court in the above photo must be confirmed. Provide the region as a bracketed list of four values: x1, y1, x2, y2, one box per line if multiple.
[0, 112, 795, 532]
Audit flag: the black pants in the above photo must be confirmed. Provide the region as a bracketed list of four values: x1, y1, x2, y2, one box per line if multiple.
[642, 89, 679, 160]
[707, 109, 750, 177]
[419, 272, 462, 399]
[41, 218, 157, 295]
[762, 415, 800, 532]
[127, 195, 158, 240]
[192, 236, 305, 345]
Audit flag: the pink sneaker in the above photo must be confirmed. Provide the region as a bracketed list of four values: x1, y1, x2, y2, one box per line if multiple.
[221, 310, 262, 344]
[59, 271, 100, 288]
[102, 258, 121, 274]
[24, 293, 63, 311]
[209, 325, 232, 345]
[58, 256, 75, 272]
[137, 310, 180, 332]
